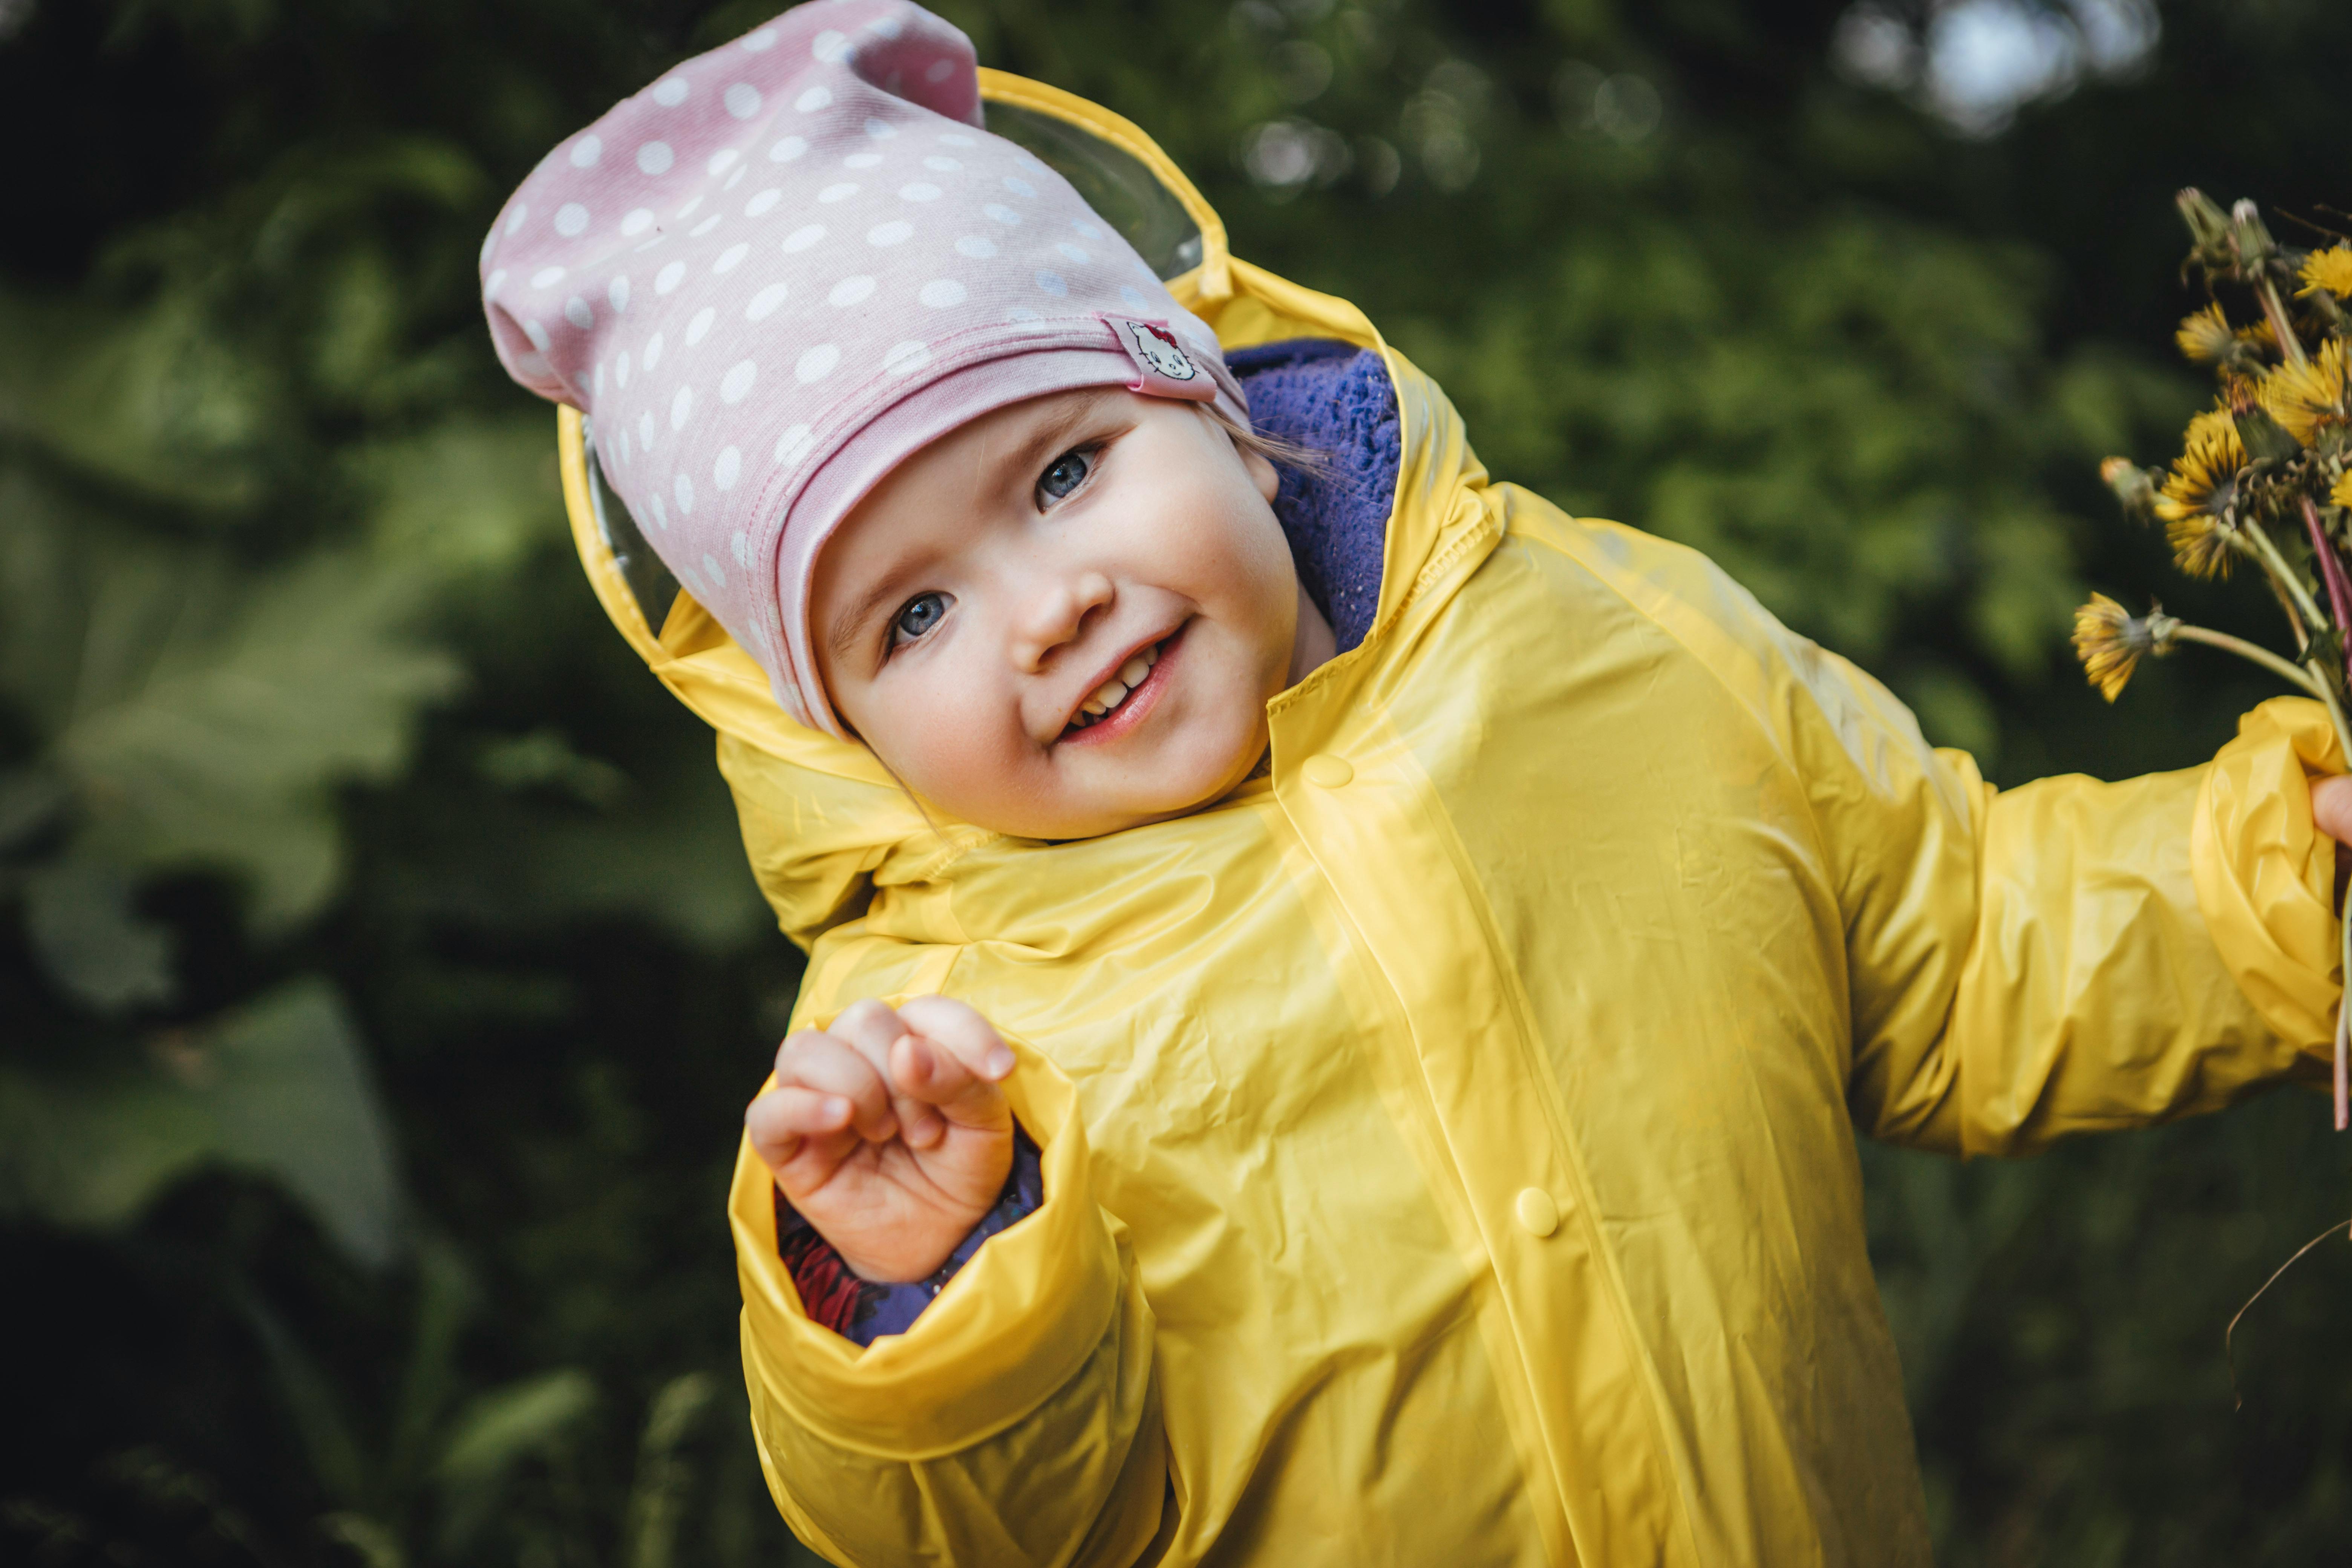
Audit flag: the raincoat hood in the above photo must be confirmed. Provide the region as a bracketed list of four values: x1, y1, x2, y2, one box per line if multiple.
[556, 69, 1454, 950]
[555, 65, 2342, 1568]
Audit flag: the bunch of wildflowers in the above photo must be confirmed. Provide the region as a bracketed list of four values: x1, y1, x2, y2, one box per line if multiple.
[2073, 190, 2352, 1125]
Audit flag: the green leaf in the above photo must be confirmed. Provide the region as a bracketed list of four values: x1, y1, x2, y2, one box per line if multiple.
[241, 1289, 375, 1509]
[48, 545, 461, 930]
[434, 1370, 597, 1485]
[23, 859, 176, 1013]
[319, 1513, 409, 1568]
[0, 465, 464, 930]
[476, 727, 631, 809]
[0, 283, 282, 515]
[623, 1373, 718, 1568]
[0, 977, 403, 1266]
[454, 751, 769, 953]
[0, 767, 69, 852]
[386, 1240, 478, 1491]
[354, 415, 565, 583]
[432, 1367, 597, 1551]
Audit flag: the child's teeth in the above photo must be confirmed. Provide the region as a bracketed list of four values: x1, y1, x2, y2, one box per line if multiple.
[1119, 656, 1150, 686]
[1090, 677, 1128, 710]
[1143, 642, 1161, 666]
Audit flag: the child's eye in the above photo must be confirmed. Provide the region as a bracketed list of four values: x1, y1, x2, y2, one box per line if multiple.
[1036, 447, 1094, 505]
[891, 591, 950, 648]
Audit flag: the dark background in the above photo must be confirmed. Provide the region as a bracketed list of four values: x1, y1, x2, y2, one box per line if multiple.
[3, 0, 2350, 1562]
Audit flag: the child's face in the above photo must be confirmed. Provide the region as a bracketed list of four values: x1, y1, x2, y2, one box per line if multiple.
[812, 387, 1311, 840]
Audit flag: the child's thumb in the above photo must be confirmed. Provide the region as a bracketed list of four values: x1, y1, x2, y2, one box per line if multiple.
[2314, 773, 2352, 847]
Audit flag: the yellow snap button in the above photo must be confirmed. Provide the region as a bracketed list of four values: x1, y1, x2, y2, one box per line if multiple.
[1301, 754, 1354, 788]
[1514, 1188, 1560, 1237]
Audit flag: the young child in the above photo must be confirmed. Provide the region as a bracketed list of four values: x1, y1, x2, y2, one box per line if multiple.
[482, 3, 2352, 1562]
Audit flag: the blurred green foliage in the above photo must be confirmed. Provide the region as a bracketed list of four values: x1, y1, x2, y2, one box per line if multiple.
[3, 0, 2350, 1563]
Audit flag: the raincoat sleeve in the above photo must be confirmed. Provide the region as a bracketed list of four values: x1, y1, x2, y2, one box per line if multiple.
[1802, 652, 2344, 1156]
[728, 1033, 1170, 1568]
[1548, 513, 2340, 1153]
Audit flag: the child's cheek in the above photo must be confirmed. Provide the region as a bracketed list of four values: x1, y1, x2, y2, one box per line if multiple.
[909, 672, 1029, 815]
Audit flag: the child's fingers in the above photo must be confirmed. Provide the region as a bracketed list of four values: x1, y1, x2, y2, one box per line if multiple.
[887, 1034, 1002, 1139]
[896, 995, 1018, 1082]
[826, 997, 917, 1068]
[775, 1029, 899, 1143]
[822, 999, 947, 1146]
[893, 996, 1016, 1124]
[744, 1085, 854, 1175]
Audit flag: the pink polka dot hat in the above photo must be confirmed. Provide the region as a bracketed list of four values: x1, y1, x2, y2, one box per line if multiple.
[482, 0, 1249, 737]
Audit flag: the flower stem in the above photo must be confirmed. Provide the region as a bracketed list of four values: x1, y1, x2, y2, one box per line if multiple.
[2303, 494, 2352, 631]
[2169, 624, 2328, 695]
[2256, 275, 2311, 371]
[2337, 910, 2349, 1130]
[2242, 518, 2331, 637]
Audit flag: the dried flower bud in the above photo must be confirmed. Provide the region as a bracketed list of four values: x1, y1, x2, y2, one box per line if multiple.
[2071, 593, 2179, 702]
[2229, 198, 2279, 273]
[2176, 303, 2234, 363]
[2173, 302, 2265, 374]
[2099, 456, 2162, 520]
[2177, 188, 2231, 249]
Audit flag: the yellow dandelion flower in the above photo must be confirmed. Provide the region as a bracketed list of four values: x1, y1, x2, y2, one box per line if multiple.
[2299, 245, 2352, 299]
[2072, 593, 2176, 702]
[2154, 410, 2246, 577]
[2176, 303, 2236, 364]
[2200, 406, 2244, 443]
[2156, 413, 2247, 520]
[2165, 511, 2236, 579]
[2259, 335, 2350, 448]
[2335, 469, 2352, 511]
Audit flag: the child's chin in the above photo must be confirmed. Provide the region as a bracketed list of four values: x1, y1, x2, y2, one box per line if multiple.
[1019, 770, 1248, 841]
[1021, 796, 1204, 843]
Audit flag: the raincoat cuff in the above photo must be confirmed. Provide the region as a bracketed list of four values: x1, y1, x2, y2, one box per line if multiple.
[729, 1039, 1124, 1459]
[2191, 696, 2343, 1058]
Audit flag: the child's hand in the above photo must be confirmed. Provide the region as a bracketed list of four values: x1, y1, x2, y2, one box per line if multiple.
[746, 996, 1018, 1284]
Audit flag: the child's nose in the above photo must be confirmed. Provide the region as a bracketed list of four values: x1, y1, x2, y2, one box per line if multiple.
[1008, 569, 1114, 672]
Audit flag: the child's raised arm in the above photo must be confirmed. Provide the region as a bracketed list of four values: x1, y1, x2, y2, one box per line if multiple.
[1807, 667, 2341, 1156]
[732, 993, 1168, 1566]
[1522, 505, 2339, 1156]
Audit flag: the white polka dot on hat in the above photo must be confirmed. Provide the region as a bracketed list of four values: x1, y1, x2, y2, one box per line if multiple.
[483, 0, 1246, 738]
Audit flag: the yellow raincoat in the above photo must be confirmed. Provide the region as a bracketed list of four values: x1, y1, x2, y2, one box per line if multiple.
[557, 71, 2344, 1568]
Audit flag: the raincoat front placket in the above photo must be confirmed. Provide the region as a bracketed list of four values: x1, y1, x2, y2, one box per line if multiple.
[1270, 700, 1696, 1567]
[1261, 400, 1693, 1565]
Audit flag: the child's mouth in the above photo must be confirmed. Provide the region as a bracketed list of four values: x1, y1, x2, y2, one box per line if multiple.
[1061, 625, 1183, 744]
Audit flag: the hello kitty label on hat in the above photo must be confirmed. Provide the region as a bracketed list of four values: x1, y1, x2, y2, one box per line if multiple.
[1106, 315, 1217, 401]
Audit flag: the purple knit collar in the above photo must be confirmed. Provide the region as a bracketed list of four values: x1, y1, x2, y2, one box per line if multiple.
[1226, 338, 1400, 654]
